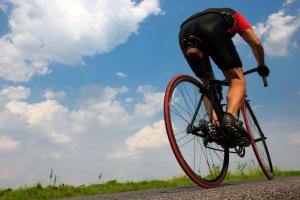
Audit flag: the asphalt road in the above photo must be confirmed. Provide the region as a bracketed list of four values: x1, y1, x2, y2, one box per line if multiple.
[60, 175, 300, 200]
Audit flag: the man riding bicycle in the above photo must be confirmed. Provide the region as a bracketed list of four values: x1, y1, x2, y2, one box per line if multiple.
[179, 8, 270, 146]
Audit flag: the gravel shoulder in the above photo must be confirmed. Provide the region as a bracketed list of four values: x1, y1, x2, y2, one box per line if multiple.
[59, 175, 300, 200]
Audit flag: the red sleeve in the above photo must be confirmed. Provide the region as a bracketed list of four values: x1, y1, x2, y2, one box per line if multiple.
[233, 12, 252, 35]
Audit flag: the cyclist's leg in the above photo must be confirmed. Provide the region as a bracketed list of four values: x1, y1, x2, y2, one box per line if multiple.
[179, 45, 219, 124]
[204, 17, 250, 145]
[179, 35, 208, 79]
[178, 14, 221, 126]
[222, 67, 249, 146]
[223, 67, 246, 117]
[182, 48, 219, 124]
[206, 30, 245, 117]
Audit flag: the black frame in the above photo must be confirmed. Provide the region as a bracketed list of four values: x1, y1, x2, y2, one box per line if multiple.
[186, 63, 268, 149]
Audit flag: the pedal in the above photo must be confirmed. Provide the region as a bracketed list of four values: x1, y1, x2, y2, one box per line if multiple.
[235, 146, 245, 158]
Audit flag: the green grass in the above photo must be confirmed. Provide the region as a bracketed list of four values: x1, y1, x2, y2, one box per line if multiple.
[0, 168, 299, 200]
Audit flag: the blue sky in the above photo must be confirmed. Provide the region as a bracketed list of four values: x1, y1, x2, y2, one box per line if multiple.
[0, 0, 299, 188]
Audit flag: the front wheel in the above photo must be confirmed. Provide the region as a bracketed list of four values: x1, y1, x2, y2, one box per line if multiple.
[164, 74, 229, 188]
[241, 101, 273, 179]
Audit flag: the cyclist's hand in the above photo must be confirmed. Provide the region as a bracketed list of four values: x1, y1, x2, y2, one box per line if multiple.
[257, 65, 270, 77]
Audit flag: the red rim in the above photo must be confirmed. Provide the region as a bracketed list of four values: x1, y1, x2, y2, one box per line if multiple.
[164, 74, 227, 188]
[241, 103, 273, 180]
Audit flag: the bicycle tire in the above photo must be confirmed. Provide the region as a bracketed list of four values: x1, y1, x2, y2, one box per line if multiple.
[164, 74, 229, 188]
[241, 101, 273, 179]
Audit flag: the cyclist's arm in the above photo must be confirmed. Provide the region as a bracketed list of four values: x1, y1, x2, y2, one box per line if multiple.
[241, 29, 265, 66]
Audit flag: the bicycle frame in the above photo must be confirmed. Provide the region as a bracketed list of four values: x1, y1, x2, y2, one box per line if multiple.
[186, 58, 229, 135]
[186, 62, 269, 147]
[186, 79, 226, 135]
[163, 65, 273, 188]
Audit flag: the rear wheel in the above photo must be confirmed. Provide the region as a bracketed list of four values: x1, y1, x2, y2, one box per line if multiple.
[164, 74, 229, 188]
[241, 101, 273, 179]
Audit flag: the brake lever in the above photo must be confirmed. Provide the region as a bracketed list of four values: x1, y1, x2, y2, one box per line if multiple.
[262, 75, 268, 87]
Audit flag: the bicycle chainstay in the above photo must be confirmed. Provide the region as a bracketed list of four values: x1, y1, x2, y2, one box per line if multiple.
[191, 118, 249, 151]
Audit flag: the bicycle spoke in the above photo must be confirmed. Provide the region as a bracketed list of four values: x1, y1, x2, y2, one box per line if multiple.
[194, 87, 198, 108]
[182, 83, 197, 109]
[179, 136, 194, 148]
[200, 140, 212, 175]
[208, 149, 215, 176]
[172, 98, 193, 118]
[177, 84, 193, 119]
[193, 137, 196, 172]
[171, 105, 190, 123]
[210, 144, 224, 163]
[177, 133, 190, 143]
[197, 137, 204, 176]
[164, 75, 229, 187]
[175, 130, 186, 136]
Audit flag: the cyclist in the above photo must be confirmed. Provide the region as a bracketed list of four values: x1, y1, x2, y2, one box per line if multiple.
[179, 8, 270, 146]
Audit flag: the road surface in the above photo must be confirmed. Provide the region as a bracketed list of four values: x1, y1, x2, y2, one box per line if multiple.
[59, 175, 300, 200]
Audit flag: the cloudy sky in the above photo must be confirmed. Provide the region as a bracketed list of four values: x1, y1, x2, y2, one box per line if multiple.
[0, 0, 299, 188]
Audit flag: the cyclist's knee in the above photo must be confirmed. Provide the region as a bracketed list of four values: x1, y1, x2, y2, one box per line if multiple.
[223, 67, 245, 82]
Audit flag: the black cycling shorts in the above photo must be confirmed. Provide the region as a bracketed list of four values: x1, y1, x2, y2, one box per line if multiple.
[179, 13, 242, 78]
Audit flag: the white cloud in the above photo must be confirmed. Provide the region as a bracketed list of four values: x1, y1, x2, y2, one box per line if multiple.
[40, 151, 63, 160]
[116, 72, 127, 78]
[0, 84, 167, 186]
[0, 136, 21, 152]
[0, 0, 162, 82]
[6, 99, 72, 144]
[287, 131, 300, 144]
[297, 90, 300, 95]
[43, 90, 66, 99]
[254, 10, 300, 56]
[0, 1, 7, 12]
[49, 132, 71, 144]
[0, 86, 30, 100]
[284, 0, 296, 6]
[50, 152, 63, 159]
[232, 34, 243, 45]
[2, 84, 161, 146]
[134, 85, 164, 117]
[126, 97, 134, 103]
[108, 120, 168, 158]
[7, 100, 67, 126]
[75, 85, 131, 127]
[78, 85, 129, 103]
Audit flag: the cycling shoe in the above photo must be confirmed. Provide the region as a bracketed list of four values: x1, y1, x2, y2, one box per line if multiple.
[222, 113, 251, 147]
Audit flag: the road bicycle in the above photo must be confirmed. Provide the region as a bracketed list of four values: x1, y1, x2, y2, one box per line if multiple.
[163, 62, 273, 188]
